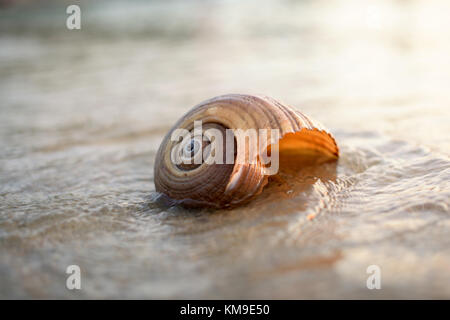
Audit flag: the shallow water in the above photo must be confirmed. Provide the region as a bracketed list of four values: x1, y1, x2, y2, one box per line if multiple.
[0, 0, 449, 298]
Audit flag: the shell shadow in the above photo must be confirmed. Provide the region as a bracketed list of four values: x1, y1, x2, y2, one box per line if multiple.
[249, 158, 338, 211]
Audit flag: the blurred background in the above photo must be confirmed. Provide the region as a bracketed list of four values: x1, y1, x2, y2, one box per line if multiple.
[0, 0, 449, 298]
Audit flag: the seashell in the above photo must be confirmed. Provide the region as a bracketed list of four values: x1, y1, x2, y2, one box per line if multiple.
[154, 94, 339, 208]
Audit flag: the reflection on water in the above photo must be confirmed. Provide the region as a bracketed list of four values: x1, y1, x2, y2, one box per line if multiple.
[0, 0, 449, 298]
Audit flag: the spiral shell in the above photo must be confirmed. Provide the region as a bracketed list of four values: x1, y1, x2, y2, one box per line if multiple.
[154, 94, 339, 208]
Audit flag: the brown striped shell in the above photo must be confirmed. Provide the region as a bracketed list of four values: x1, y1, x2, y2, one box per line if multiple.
[154, 94, 339, 208]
